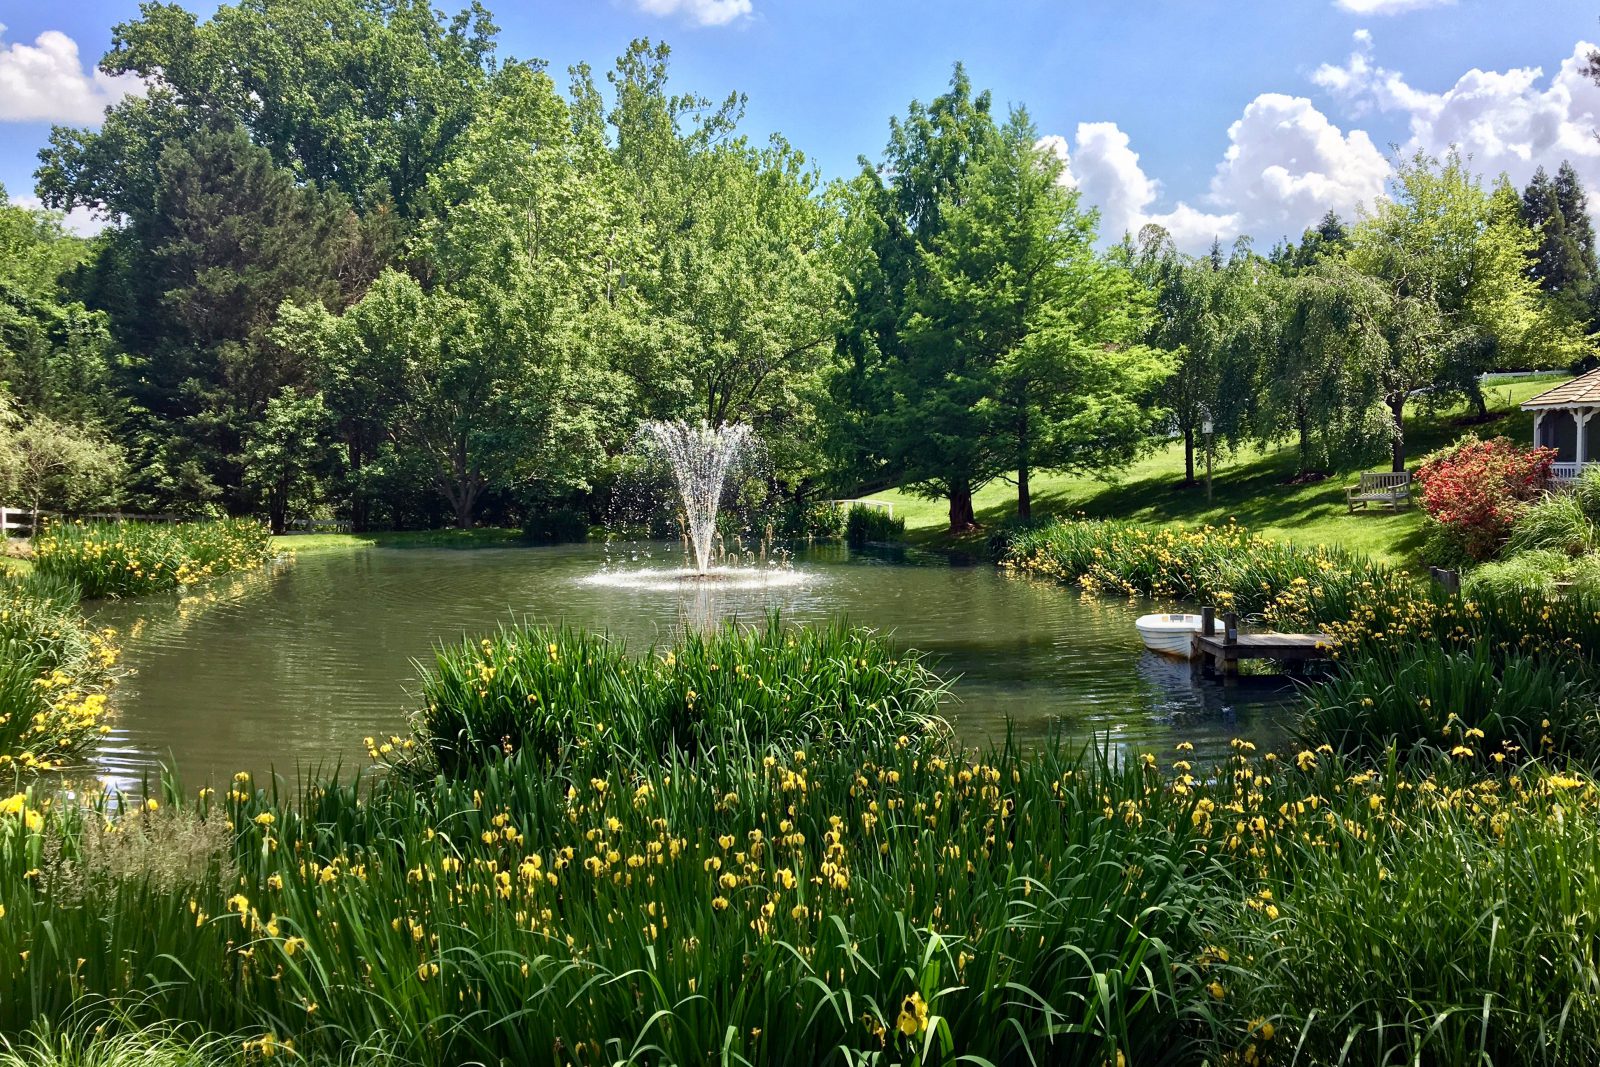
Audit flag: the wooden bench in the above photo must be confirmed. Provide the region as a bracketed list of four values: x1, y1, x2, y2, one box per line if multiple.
[1345, 471, 1411, 512]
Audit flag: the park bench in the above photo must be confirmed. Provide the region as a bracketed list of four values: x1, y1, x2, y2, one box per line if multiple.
[1345, 471, 1411, 512]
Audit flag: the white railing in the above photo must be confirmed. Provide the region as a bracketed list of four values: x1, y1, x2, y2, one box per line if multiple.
[0, 507, 180, 538]
[284, 517, 353, 534]
[1549, 462, 1599, 488]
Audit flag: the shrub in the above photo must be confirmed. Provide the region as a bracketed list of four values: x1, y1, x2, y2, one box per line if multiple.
[414, 617, 950, 774]
[845, 503, 905, 546]
[1414, 435, 1555, 562]
[32, 519, 272, 599]
[778, 497, 846, 541]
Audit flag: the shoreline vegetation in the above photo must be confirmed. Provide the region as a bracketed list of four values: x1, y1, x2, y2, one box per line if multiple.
[6, 523, 1600, 1064]
[0, 520, 276, 773]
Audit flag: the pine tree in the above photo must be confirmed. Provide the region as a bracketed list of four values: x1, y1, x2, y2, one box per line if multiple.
[1521, 162, 1599, 332]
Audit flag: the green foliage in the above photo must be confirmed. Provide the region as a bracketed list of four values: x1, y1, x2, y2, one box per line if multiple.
[1300, 638, 1598, 760]
[0, 399, 126, 515]
[0, 1024, 236, 1067]
[1463, 548, 1569, 597]
[1347, 149, 1585, 466]
[1003, 518, 1402, 626]
[0, 569, 116, 773]
[837, 77, 1168, 529]
[414, 618, 948, 775]
[1507, 491, 1595, 557]
[1210, 758, 1600, 1066]
[31, 520, 272, 600]
[1521, 162, 1599, 333]
[845, 503, 905, 545]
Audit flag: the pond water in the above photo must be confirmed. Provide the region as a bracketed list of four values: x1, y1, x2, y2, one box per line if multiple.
[86, 543, 1297, 787]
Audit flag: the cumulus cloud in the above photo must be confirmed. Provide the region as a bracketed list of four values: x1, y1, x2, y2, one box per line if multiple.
[633, 0, 752, 27]
[0, 24, 144, 124]
[1051, 96, 1386, 253]
[1333, 0, 1453, 14]
[1316, 33, 1600, 207]
[8, 194, 106, 238]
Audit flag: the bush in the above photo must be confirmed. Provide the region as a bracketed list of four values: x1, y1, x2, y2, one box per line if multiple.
[413, 617, 950, 774]
[1414, 435, 1555, 562]
[777, 498, 846, 541]
[844, 503, 905, 546]
[31, 519, 272, 599]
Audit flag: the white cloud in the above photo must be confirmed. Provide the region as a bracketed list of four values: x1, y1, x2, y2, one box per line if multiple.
[1316, 34, 1600, 208]
[0, 24, 144, 124]
[633, 0, 752, 27]
[1053, 96, 1386, 253]
[8, 194, 106, 238]
[1334, 0, 1453, 14]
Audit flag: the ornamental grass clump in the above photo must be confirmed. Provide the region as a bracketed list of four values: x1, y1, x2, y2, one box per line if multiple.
[415, 616, 950, 774]
[31, 519, 273, 600]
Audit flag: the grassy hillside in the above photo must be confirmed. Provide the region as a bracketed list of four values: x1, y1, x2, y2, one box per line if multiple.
[865, 375, 1562, 563]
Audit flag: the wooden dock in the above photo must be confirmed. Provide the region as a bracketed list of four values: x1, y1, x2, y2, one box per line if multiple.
[1190, 607, 1332, 682]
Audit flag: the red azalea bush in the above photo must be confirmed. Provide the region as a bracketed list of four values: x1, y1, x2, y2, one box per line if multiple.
[1414, 436, 1557, 562]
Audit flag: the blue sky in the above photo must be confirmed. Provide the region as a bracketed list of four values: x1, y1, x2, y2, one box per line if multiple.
[1, 0, 1597, 250]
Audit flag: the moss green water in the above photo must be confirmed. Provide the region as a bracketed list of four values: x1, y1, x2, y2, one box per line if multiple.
[84, 543, 1296, 786]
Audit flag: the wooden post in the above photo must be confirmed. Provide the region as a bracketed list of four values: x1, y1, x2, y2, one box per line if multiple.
[1222, 611, 1240, 685]
[1201, 606, 1216, 635]
[1429, 567, 1461, 595]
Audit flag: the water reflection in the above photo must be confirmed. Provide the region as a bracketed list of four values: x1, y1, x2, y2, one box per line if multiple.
[84, 542, 1297, 789]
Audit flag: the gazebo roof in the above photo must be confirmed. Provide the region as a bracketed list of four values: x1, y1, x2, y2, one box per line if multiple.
[1522, 368, 1600, 410]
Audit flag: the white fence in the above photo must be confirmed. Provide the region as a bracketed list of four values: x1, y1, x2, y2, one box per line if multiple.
[830, 498, 895, 518]
[0, 507, 180, 538]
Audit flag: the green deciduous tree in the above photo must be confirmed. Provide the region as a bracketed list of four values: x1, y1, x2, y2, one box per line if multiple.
[0, 398, 126, 516]
[1348, 150, 1583, 469]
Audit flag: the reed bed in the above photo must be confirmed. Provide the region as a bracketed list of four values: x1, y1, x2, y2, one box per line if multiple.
[7, 734, 1600, 1064]
[1001, 519, 1404, 628]
[0, 571, 118, 772]
[414, 617, 949, 774]
[31, 519, 273, 600]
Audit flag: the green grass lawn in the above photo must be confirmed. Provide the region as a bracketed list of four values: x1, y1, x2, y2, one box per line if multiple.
[866, 375, 1563, 564]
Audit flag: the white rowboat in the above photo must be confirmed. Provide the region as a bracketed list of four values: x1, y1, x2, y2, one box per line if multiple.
[1135, 613, 1205, 658]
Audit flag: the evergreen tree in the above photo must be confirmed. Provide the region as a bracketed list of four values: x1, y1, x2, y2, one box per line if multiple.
[1521, 162, 1600, 335]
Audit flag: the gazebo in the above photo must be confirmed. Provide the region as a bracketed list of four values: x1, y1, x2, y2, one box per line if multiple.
[1523, 368, 1600, 487]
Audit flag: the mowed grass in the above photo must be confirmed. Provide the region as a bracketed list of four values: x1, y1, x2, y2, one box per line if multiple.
[873, 376, 1559, 563]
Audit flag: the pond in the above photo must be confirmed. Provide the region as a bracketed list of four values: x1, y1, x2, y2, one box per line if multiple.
[87, 543, 1297, 787]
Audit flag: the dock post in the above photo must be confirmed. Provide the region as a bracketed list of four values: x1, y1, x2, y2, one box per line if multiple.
[1222, 612, 1239, 685]
[1201, 606, 1215, 635]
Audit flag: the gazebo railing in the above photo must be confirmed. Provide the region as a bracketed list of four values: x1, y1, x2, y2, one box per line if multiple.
[1549, 462, 1599, 488]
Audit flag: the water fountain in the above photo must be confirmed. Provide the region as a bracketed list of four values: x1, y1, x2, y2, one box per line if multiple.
[637, 419, 753, 577]
[585, 419, 809, 593]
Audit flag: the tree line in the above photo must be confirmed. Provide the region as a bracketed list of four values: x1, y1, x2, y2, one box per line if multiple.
[1, 0, 1594, 534]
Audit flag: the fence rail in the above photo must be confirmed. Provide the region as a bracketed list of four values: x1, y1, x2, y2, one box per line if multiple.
[829, 498, 895, 519]
[0, 507, 181, 538]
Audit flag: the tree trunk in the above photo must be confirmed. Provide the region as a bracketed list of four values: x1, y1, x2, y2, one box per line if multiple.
[348, 438, 369, 532]
[1390, 395, 1407, 472]
[1184, 426, 1195, 484]
[454, 494, 475, 530]
[269, 489, 287, 536]
[1017, 463, 1031, 523]
[948, 482, 976, 532]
